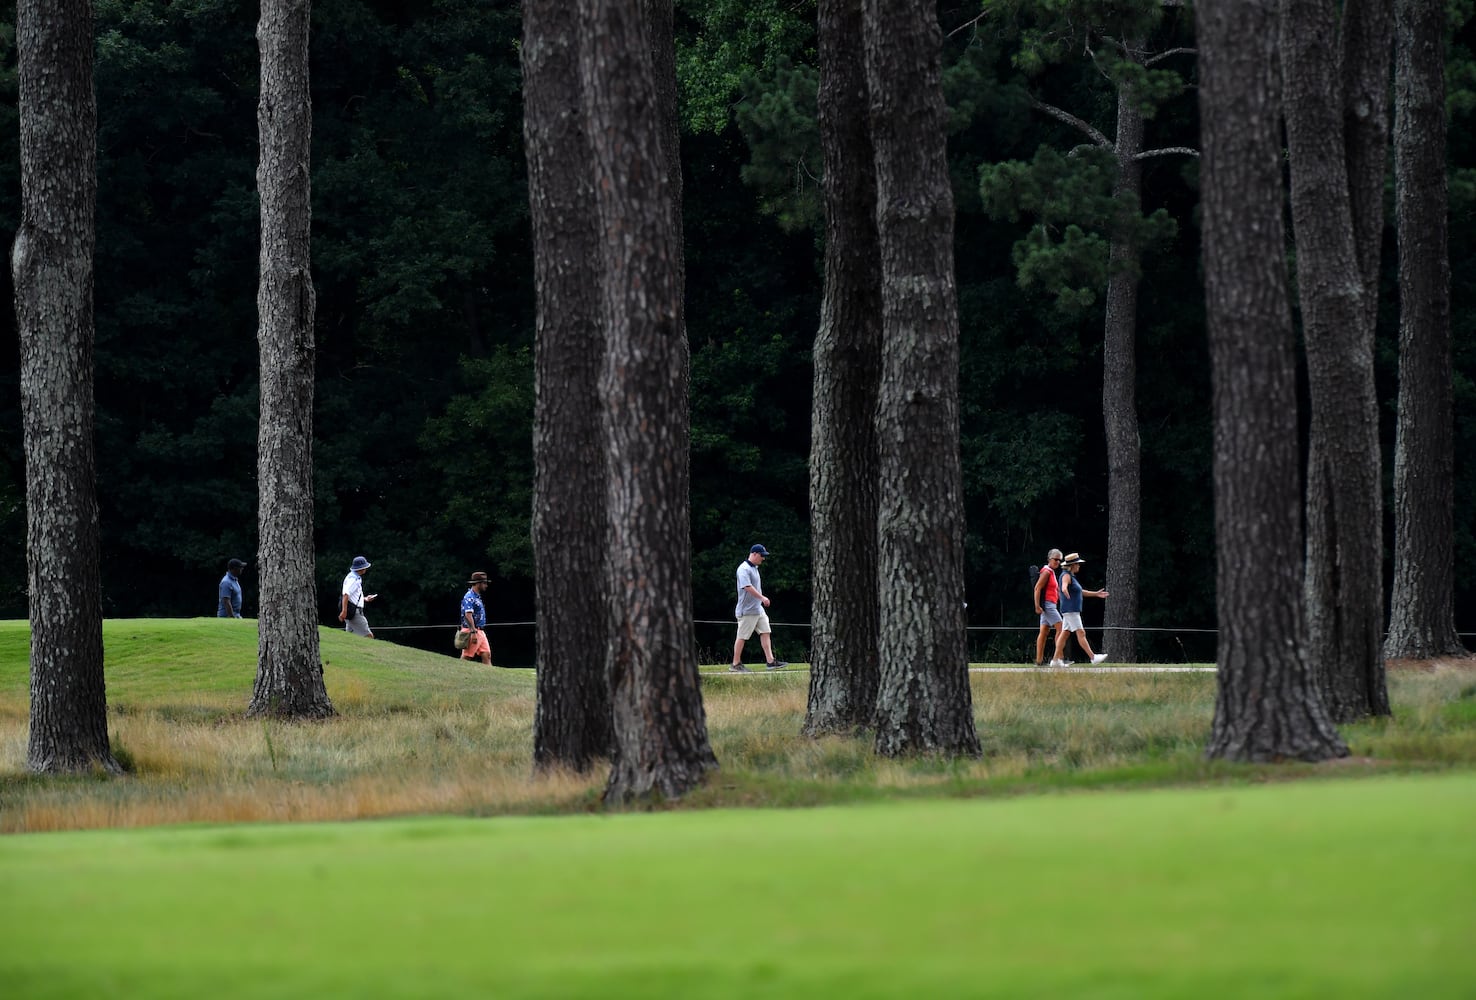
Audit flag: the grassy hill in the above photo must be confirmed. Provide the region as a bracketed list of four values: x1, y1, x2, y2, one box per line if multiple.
[0, 617, 530, 708]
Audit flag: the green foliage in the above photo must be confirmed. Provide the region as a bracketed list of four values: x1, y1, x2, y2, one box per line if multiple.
[734, 58, 821, 232]
[418, 348, 536, 578]
[675, 0, 816, 134]
[1001, 0, 1171, 78]
[1, 0, 1474, 657]
[981, 145, 1178, 312]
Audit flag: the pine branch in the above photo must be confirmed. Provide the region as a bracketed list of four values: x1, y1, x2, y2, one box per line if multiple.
[1133, 146, 1200, 160]
[1029, 97, 1112, 148]
[1145, 47, 1197, 66]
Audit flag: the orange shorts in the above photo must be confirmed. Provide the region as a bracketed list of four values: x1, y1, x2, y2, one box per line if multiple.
[461, 627, 490, 659]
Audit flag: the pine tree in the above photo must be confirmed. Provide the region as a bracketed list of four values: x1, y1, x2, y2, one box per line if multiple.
[865, 0, 981, 758]
[1199, 0, 1349, 762]
[525, 0, 614, 769]
[14, 0, 121, 773]
[248, 0, 332, 720]
[804, 0, 883, 737]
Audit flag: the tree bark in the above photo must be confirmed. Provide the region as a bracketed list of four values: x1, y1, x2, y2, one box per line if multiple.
[524, 0, 614, 770]
[1281, 0, 1390, 722]
[1101, 64, 1145, 666]
[14, 0, 121, 774]
[1341, 0, 1394, 316]
[1199, 0, 1347, 763]
[577, 0, 717, 803]
[863, 0, 980, 758]
[1385, 0, 1467, 660]
[804, 0, 882, 737]
[248, 0, 332, 720]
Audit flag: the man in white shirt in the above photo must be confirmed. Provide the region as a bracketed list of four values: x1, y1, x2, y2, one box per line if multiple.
[731, 544, 788, 672]
[339, 555, 377, 637]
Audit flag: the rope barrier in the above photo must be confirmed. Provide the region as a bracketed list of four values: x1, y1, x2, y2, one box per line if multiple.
[369, 620, 1476, 639]
[370, 622, 535, 631]
[372, 619, 1221, 636]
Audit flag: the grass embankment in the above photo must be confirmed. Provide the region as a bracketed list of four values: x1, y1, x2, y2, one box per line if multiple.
[1, 774, 1473, 998]
[1, 619, 1473, 832]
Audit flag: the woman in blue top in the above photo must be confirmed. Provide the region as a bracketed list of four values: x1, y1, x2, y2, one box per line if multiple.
[1050, 553, 1110, 667]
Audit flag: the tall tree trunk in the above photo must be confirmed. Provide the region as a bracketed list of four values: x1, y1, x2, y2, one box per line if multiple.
[804, 0, 882, 737]
[863, 0, 980, 758]
[1199, 0, 1348, 763]
[525, 0, 614, 770]
[1385, 0, 1466, 660]
[1341, 0, 1394, 313]
[1102, 67, 1145, 666]
[248, 0, 331, 720]
[642, 0, 683, 245]
[577, 0, 717, 803]
[14, 0, 120, 774]
[1281, 0, 1390, 722]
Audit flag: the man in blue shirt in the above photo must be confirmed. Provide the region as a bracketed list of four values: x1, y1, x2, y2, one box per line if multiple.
[459, 570, 492, 665]
[731, 544, 788, 672]
[217, 558, 246, 618]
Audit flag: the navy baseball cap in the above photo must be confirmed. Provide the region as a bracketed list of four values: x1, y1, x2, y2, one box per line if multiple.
[750, 544, 770, 556]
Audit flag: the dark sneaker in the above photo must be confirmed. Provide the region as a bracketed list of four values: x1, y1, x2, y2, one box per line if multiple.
[766, 660, 788, 670]
[729, 664, 751, 673]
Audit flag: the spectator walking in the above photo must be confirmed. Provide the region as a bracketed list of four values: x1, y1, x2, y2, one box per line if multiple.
[731, 544, 788, 672]
[217, 558, 247, 618]
[1033, 549, 1065, 666]
[1051, 553, 1109, 667]
[339, 555, 377, 637]
[459, 571, 493, 665]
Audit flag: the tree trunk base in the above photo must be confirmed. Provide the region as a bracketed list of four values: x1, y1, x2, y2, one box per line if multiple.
[28, 750, 124, 775]
[601, 757, 716, 807]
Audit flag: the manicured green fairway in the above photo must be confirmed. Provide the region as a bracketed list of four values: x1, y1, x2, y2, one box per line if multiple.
[3, 771, 1473, 998]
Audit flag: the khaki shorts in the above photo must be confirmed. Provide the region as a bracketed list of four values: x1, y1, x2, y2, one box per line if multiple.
[736, 612, 771, 641]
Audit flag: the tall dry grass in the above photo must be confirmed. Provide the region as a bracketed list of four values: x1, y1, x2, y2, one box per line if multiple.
[2, 665, 1472, 833]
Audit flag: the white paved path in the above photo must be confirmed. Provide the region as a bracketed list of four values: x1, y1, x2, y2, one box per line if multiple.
[705, 666, 1216, 674]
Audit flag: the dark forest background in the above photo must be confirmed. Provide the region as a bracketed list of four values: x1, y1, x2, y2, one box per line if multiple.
[0, 0, 1473, 665]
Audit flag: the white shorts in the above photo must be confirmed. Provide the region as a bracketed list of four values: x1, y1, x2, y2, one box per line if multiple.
[736, 612, 771, 641]
[1060, 612, 1084, 633]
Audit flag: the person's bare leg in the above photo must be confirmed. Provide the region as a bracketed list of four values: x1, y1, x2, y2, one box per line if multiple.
[1074, 631, 1095, 658]
[1054, 627, 1071, 662]
[759, 632, 776, 662]
[1036, 625, 1050, 664]
[732, 637, 746, 666]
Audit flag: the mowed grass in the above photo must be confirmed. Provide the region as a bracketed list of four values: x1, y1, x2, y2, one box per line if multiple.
[1, 774, 1473, 998]
[1, 619, 1474, 832]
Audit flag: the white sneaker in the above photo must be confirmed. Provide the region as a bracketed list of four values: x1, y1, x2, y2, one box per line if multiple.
[1092, 653, 1109, 664]
[1048, 658, 1068, 668]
